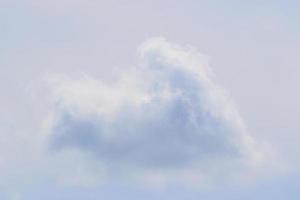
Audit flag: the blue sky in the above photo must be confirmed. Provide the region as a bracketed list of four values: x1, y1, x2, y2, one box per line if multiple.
[1, 0, 300, 199]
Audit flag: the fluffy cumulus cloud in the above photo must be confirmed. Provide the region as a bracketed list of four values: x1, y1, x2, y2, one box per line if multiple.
[45, 37, 264, 185]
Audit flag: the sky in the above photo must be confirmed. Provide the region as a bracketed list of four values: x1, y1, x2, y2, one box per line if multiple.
[1, 0, 300, 199]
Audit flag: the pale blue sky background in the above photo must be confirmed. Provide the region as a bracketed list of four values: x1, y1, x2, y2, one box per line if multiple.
[1, 0, 300, 199]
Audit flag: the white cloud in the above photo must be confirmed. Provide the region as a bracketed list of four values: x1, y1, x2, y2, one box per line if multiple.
[45, 37, 265, 185]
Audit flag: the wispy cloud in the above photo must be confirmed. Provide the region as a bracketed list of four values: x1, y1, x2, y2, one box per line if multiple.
[45, 37, 265, 185]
